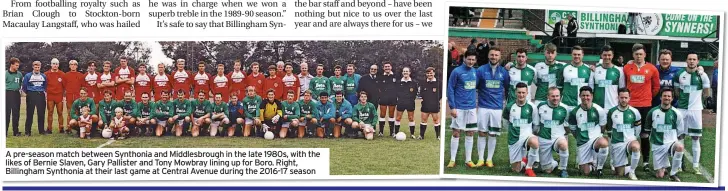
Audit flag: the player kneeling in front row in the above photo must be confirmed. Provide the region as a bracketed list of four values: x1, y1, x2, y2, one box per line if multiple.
[211, 93, 231, 137]
[259, 89, 283, 138]
[607, 88, 642, 180]
[171, 89, 192, 136]
[645, 87, 686, 182]
[316, 92, 336, 138]
[333, 91, 354, 138]
[504, 83, 540, 177]
[191, 90, 213, 137]
[281, 90, 301, 138]
[242, 86, 263, 137]
[352, 91, 379, 140]
[118, 91, 138, 136]
[298, 90, 319, 138]
[535, 87, 570, 178]
[567, 86, 610, 177]
[153, 91, 175, 137]
[106, 107, 130, 140]
[135, 92, 155, 136]
[69, 88, 99, 138]
[227, 93, 246, 137]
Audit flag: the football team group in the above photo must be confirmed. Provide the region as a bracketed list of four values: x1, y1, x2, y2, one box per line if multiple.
[5, 57, 442, 142]
[446, 43, 715, 182]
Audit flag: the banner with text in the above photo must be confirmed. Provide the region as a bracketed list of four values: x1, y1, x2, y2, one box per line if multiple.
[545, 10, 718, 38]
[4, 148, 329, 181]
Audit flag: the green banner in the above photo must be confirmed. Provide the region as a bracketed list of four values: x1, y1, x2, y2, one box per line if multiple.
[544, 10, 718, 38]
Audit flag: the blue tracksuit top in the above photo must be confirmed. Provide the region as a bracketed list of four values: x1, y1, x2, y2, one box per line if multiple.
[447, 64, 477, 110]
[476, 64, 509, 109]
[654, 65, 681, 107]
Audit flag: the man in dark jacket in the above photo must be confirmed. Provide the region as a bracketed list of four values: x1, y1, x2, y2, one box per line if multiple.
[567, 14, 579, 47]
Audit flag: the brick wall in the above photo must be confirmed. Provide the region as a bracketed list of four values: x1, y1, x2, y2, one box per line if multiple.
[448, 37, 532, 63]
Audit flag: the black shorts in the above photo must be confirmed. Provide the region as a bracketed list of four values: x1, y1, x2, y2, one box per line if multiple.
[379, 96, 396, 106]
[635, 106, 651, 135]
[396, 102, 415, 112]
[420, 102, 440, 113]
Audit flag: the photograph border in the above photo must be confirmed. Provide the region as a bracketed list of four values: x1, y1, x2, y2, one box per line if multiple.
[440, 1, 724, 188]
[0, 37, 446, 180]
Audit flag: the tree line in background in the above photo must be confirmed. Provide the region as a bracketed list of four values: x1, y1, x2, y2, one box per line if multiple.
[6, 40, 444, 83]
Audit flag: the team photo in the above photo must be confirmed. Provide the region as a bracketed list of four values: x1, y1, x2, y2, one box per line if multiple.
[444, 7, 720, 184]
[4, 40, 444, 175]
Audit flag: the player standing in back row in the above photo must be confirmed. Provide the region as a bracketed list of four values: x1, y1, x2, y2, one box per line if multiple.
[533, 43, 566, 107]
[475, 47, 509, 168]
[560, 46, 592, 112]
[420, 67, 442, 140]
[379, 62, 397, 137]
[590, 45, 625, 110]
[507, 48, 535, 105]
[673, 52, 711, 175]
[446, 50, 479, 168]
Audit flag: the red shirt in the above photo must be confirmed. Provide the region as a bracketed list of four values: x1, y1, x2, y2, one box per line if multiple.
[211, 74, 231, 102]
[134, 73, 152, 101]
[227, 71, 246, 96]
[281, 74, 300, 100]
[63, 71, 85, 96]
[114, 66, 135, 99]
[44, 70, 65, 95]
[245, 72, 265, 97]
[153, 74, 172, 99]
[192, 72, 212, 95]
[171, 70, 192, 97]
[97, 72, 116, 97]
[263, 75, 284, 99]
[623, 62, 660, 107]
[83, 72, 100, 101]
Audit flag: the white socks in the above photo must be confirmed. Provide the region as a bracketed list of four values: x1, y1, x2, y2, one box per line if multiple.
[465, 136, 474, 162]
[692, 139, 701, 165]
[596, 147, 609, 170]
[477, 136, 486, 161]
[450, 136, 459, 161]
[671, 151, 684, 176]
[630, 151, 641, 174]
[558, 149, 569, 170]
[526, 146, 539, 169]
[487, 136, 497, 161]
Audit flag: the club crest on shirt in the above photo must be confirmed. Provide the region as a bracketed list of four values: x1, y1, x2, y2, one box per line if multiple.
[433, 88, 437, 92]
[410, 88, 414, 92]
[58, 78, 62, 82]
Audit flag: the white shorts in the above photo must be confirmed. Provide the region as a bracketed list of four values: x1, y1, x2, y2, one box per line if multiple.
[156, 120, 167, 127]
[245, 118, 256, 125]
[282, 122, 290, 128]
[450, 109, 477, 131]
[680, 109, 702, 137]
[652, 142, 678, 170]
[508, 135, 533, 164]
[538, 136, 566, 166]
[576, 137, 599, 165]
[610, 141, 636, 167]
[477, 108, 503, 135]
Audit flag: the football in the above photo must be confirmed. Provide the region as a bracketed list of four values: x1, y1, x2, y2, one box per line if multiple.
[102, 128, 113, 138]
[395, 132, 406, 141]
[264, 131, 275, 140]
